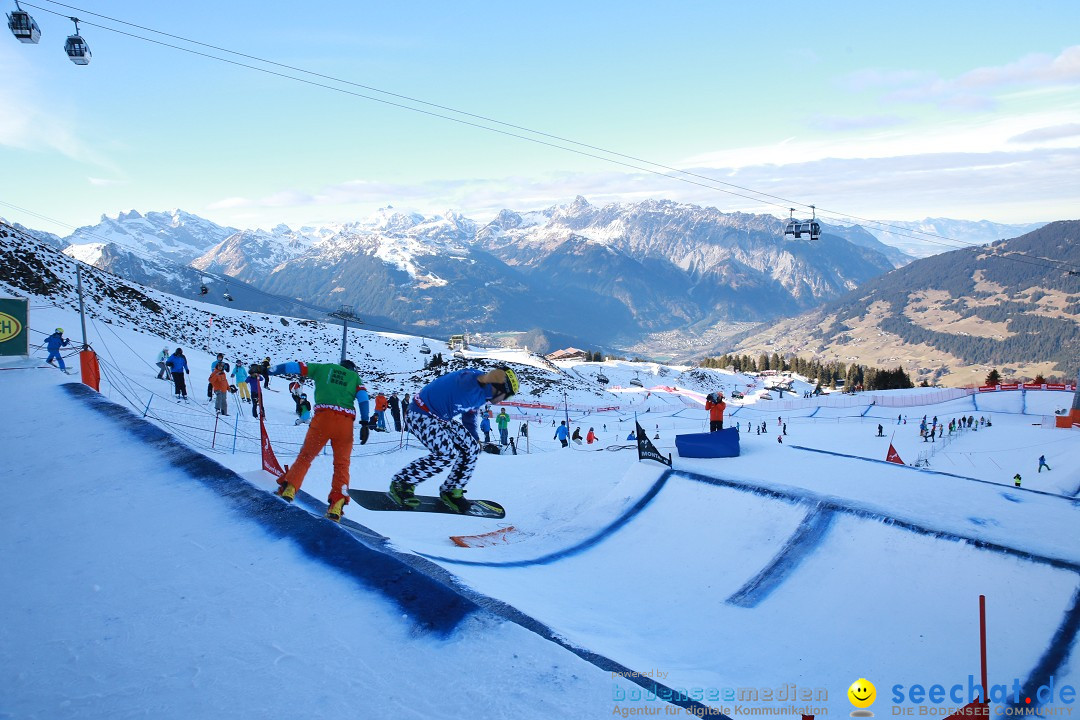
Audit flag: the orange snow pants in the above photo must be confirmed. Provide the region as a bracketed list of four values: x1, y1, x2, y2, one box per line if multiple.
[280, 409, 354, 506]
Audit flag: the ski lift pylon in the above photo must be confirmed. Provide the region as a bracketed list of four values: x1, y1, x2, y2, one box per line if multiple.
[64, 17, 91, 65]
[7, 2, 40, 43]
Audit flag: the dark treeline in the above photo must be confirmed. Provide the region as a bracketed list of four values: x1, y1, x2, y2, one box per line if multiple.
[700, 353, 915, 391]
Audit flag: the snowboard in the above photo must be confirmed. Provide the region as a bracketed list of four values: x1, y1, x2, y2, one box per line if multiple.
[348, 489, 505, 519]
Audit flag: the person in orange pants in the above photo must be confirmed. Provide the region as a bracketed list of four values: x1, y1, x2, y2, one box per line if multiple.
[267, 358, 365, 521]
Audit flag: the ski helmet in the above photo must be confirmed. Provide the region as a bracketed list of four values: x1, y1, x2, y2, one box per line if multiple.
[496, 365, 519, 399]
[55, 327, 63, 333]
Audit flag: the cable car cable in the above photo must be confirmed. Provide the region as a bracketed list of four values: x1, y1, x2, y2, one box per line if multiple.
[20, 0, 1043, 258]
[8, 6, 1079, 274]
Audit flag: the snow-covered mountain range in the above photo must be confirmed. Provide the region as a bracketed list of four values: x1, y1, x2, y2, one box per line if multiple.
[5, 199, 1048, 352]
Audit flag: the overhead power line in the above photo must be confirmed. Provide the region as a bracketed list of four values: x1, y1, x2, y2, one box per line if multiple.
[10, 1, 1080, 275]
[21, 0, 1077, 267]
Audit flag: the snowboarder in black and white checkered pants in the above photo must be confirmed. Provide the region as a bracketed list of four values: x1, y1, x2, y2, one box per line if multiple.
[389, 367, 520, 513]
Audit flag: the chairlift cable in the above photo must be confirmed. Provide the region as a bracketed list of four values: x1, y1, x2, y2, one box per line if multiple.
[6, 5, 1080, 274]
[19, 0, 1050, 258]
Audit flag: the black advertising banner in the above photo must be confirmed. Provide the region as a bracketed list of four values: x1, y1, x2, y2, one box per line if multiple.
[0, 298, 28, 357]
[636, 421, 672, 467]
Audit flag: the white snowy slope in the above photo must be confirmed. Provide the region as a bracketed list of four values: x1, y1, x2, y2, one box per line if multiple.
[2, 257, 1079, 719]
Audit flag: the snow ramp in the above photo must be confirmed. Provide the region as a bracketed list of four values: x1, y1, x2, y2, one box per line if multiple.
[416, 467, 1080, 709]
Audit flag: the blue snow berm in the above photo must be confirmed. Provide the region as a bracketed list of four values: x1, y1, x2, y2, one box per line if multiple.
[675, 427, 741, 458]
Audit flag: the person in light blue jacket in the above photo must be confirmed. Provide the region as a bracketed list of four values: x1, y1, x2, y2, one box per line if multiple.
[356, 383, 371, 444]
[232, 362, 250, 402]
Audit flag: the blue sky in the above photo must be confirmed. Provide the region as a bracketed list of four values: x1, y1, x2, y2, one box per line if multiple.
[2, 0, 1079, 232]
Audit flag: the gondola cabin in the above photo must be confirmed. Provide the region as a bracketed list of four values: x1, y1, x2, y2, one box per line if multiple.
[199, 285, 209, 295]
[597, 373, 609, 385]
[630, 377, 644, 388]
[783, 206, 821, 241]
[223, 292, 234, 302]
[64, 34, 90, 64]
[7, 5, 40, 43]
[419, 340, 432, 355]
[64, 18, 90, 65]
[784, 219, 821, 240]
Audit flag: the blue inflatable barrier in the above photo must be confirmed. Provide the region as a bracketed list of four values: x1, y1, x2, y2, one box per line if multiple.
[675, 427, 741, 458]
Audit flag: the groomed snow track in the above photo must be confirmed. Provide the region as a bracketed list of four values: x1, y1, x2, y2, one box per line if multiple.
[63, 382, 721, 716]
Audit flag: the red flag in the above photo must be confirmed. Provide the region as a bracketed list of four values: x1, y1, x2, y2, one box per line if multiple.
[259, 415, 285, 477]
[886, 444, 904, 465]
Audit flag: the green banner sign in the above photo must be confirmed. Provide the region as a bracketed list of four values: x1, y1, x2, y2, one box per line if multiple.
[0, 298, 29, 357]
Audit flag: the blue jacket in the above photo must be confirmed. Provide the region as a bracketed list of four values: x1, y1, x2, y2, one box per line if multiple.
[480, 416, 492, 432]
[555, 425, 569, 440]
[45, 332, 69, 353]
[413, 369, 495, 421]
[166, 352, 188, 373]
[232, 365, 248, 383]
[355, 387, 370, 423]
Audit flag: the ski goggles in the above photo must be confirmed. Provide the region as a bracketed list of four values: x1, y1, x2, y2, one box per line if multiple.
[498, 366, 519, 400]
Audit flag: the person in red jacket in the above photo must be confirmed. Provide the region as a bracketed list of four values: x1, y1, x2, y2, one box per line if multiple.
[374, 392, 389, 431]
[706, 392, 726, 432]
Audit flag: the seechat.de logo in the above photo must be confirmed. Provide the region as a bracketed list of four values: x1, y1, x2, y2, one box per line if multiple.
[0, 312, 22, 343]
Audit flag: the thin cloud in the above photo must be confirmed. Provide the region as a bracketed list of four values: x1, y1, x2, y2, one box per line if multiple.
[845, 45, 1080, 111]
[1008, 123, 1080, 143]
[807, 114, 907, 132]
[205, 144, 1079, 229]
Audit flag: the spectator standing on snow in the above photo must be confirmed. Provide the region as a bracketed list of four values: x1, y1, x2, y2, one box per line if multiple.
[706, 392, 726, 432]
[155, 347, 170, 380]
[389, 392, 402, 433]
[208, 353, 229, 401]
[246, 364, 263, 418]
[496, 408, 510, 445]
[232, 362, 250, 403]
[356, 384, 371, 445]
[374, 392, 388, 431]
[480, 412, 492, 443]
[166, 348, 190, 399]
[555, 421, 570, 448]
[877, 424, 884, 437]
[44, 328, 71, 372]
[1038, 455, 1051, 472]
[209, 362, 230, 416]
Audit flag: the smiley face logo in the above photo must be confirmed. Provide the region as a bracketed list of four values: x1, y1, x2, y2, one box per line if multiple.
[848, 678, 876, 715]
